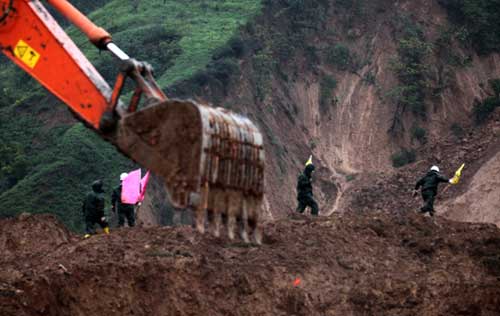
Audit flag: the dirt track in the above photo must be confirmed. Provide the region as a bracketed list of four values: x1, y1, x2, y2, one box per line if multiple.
[1, 212, 500, 316]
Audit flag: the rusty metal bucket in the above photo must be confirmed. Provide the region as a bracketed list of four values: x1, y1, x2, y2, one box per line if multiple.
[110, 99, 265, 243]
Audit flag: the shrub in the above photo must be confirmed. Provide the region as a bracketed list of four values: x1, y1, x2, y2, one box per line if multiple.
[326, 44, 351, 70]
[438, 0, 500, 54]
[391, 148, 416, 167]
[319, 75, 337, 111]
[489, 78, 500, 97]
[0, 142, 29, 190]
[411, 126, 427, 143]
[474, 96, 500, 124]
[212, 36, 247, 60]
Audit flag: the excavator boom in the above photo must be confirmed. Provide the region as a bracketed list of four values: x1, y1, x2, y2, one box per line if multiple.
[0, 0, 111, 127]
[0, 0, 265, 243]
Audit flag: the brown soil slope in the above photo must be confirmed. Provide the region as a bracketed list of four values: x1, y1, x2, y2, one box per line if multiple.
[1, 213, 500, 316]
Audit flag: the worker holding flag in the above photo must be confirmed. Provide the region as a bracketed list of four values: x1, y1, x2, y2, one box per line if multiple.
[296, 156, 319, 216]
[111, 169, 151, 227]
[414, 164, 465, 216]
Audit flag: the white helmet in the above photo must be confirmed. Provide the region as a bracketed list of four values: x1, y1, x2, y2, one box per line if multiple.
[430, 166, 440, 172]
[120, 173, 128, 181]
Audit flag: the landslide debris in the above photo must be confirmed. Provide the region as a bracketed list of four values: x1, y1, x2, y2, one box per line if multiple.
[1, 212, 500, 316]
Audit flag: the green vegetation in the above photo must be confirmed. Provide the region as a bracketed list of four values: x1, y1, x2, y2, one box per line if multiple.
[0, 0, 262, 230]
[251, 51, 276, 102]
[0, 142, 29, 191]
[389, 17, 433, 119]
[68, 0, 262, 86]
[473, 79, 500, 124]
[319, 75, 338, 112]
[326, 44, 352, 71]
[391, 148, 416, 168]
[474, 97, 500, 124]
[438, 0, 500, 55]
[411, 126, 427, 144]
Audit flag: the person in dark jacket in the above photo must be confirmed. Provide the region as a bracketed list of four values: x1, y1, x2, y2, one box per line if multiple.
[111, 173, 136, 227]
[296, 157, 319, 216]
[82, 180, 110, 238]
[414, 166, 451, 216]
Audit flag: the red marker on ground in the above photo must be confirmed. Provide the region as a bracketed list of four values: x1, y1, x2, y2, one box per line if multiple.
[293, 278, 301, 287]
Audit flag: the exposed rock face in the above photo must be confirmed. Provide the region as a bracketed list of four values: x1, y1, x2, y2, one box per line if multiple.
[194, 0, 500, 222]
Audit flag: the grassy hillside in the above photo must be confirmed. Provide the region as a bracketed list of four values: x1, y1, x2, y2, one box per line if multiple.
[0, 0, 262, 231]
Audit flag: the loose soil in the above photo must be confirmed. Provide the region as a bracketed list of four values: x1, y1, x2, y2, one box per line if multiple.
[1, 212, 500, 316]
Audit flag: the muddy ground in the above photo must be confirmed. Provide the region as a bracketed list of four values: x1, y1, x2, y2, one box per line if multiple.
[1, 211, 500, 316]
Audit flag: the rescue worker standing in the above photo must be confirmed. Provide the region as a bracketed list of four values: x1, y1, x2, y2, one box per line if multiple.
[414, 166, 452, 216]
[112, 173, 136, 227]
[82, 180, 110, 238]
[296, 156, 319, 216]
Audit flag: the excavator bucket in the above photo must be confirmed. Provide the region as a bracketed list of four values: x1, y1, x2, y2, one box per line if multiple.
[109, 99, 265, 243]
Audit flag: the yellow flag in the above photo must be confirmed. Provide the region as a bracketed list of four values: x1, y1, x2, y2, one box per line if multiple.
[305, 155, 313, 166]
[450, 163, 465, 185]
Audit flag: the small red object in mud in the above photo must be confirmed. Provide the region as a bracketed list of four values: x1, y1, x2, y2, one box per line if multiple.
[293, 278, 301, 287]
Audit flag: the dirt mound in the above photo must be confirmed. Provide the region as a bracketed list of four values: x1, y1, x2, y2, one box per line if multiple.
[1, 212, 500, 316]
[0, 213, 75, 265]
[342, 110, 500, 221]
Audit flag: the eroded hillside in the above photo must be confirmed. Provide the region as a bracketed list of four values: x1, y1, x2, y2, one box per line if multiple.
[171, 0, 500, 222]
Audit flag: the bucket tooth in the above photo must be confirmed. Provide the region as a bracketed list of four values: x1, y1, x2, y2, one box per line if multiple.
[227, 214, 236, 240]
[225, 191, 242, 240]
[195, 207, 206, 234]
[212, 212, 222, 238]
[239, 199, 250, 243]
[252, 225, 262, 245]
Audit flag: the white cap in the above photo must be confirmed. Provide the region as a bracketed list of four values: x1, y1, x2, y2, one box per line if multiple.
[430, 166, 440, 172]
[120, 173, 128, 181]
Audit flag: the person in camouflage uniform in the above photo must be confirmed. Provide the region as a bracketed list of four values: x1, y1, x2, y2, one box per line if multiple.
[82, 180, 109, 238]
[296, 156, 319, 216]
[111, 173, 136, 227]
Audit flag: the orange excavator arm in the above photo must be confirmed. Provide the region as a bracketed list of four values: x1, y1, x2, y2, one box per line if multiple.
[0, 0, 113, 128]
[0, 0, 265, 243]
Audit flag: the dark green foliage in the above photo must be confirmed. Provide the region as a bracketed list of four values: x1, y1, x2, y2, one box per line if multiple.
[0, 123, 135, 232]
[489, 79, 500, 97]
[0, 142, 29, 191]
[326, 44, 351, 71]
[252, 51, 276, 101]
[212, 37, 248, 60]
[207, 58, 241, 88]
[282, 0, 331, 35]
[320, 75, 337, 111]
[473, 79, 500, 124]
[411, 126, 427, 144]
[391, 148, 416, 168]
[438, 0, 500, 55]
[388, 17, 433, 136]
[473, 97, 500, 124]
[363, 71, 376, 85]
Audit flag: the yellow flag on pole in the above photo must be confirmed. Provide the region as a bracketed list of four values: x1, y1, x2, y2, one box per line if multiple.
[305, 155, 313, 166]
[450, 163, 465, 184]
